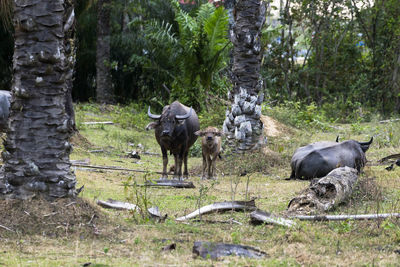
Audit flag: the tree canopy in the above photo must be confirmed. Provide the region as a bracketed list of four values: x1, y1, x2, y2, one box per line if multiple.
[1, 0, 400, 119]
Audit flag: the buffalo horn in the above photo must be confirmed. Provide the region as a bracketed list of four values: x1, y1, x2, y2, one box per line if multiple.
[175, 107, 192, 120]
[148, 106, 161, 120]
[359, 137, 373, 146]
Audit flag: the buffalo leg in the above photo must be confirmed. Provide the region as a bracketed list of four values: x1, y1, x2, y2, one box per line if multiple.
[201, 152, 207, 180]
[286, 170, 295, 180]
[178, 151, 184, 180]
[206, 155, 212, 179]
[183, 151, 189, 179]
[174, 153, 184, 180]
[210, 154, 218, 179]
[161, 147, 168, 179]
[173, 154, 179, 179]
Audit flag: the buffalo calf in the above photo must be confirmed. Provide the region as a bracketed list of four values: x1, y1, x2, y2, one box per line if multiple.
[195, 127, 222, 180]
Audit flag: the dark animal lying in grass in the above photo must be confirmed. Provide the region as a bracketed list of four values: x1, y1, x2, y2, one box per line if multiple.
[147, 101, 199, 179]
[289, 137, 373, 180]
[195, 126, 222, 180]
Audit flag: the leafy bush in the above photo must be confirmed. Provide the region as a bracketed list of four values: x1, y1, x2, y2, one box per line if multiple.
[320, 97, 374, 123]
[111, 103, 149, 129]
[189, 140, 202, 157]
[263, 101, 330, 130]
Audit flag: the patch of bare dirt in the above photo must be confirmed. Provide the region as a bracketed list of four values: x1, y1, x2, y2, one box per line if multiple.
[0, 196, 116, 239]
[261, 115, 292, 138]
[70, 132, 93, 150]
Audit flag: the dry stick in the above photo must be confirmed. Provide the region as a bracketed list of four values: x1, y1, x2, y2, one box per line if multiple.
[289, 213, 400, 221]
[250, 210, 296, 228]
[96, 199, 139, 211]
[72, 163, 163, 175]
[65, 201, 76, 207]
[176, 200, 256, 222]
[43, 212, 58, 217]
[0, 224, 15, 233]
[82, 121, 114, 125]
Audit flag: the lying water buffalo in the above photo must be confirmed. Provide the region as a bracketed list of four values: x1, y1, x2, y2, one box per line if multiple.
[195, 126, 222, 180]
[290, 137, 373, 180]
[0, 90, 11, 132]
[148, 101, 199, 179]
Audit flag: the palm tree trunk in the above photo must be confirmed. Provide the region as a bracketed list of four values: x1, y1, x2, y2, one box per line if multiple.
[64, 0, 77, 132]
[0, 0, 76, 199]
[223, 0, 266, 151]
[96, 0, 113, 103]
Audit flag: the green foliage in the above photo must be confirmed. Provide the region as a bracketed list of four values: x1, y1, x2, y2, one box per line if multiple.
[264, 101, 330, 130]
[110, 103, 149, 129]
[330, 220, 353, 234]
[124, 173, 153, 223]
[230, 230, 242, 244]
[189, 140, 202, 157]
[261, 0, 400, 119]
[197, 96, 228, 128]
[168, 2, 230, 110]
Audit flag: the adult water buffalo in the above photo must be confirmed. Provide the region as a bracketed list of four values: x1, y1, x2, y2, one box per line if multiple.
[0, 90, 11, 132]
[148, 101, 200, 179]
[289, 137, 373, 180]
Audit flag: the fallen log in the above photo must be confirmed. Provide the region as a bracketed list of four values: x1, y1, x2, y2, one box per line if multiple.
[193, 241, 267, 259]
[70, 159, 90, 165]
[96, 199, 167, 221]
[250, 210, 296, 227]
[88, 149, 104, 153]
[289, 213, 400, 221]
[288, 167, 358, 214]
[379, 153, 400, 163]
[96, 199, 139, 211]
[72, 163, 163, 175]
[379, 118, 400, 124]
[144, 179, 195, 189]
[176, 200, 256, 221]
[82, 121, 114, 125]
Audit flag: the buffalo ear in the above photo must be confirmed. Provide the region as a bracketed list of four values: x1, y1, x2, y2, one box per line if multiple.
[145, 122, 158, 131]
[194, 130, 206, 136]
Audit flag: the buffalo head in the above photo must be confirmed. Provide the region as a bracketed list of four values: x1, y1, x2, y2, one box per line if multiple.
[358, 136, 373, 153]
[148, 105, 192, 140]
[195, 127, 222, 148]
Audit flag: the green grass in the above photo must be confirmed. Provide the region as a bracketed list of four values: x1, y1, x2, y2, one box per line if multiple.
[1, 102, 400, 266]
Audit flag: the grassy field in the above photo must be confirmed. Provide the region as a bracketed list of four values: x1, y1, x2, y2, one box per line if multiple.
[0, 102, 400, 266]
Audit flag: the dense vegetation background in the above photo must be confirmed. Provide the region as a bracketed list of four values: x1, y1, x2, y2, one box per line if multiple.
[1, 0, 399, 122]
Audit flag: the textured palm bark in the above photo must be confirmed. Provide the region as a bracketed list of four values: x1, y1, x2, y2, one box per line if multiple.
[96, 0, 113, 104]
[0, 0, 76, 199]
[223, 0, 266, 151]
[64, 0, 77, 132]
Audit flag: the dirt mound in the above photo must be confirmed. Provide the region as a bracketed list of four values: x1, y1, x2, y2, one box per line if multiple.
[261, 115, 292, 138]
[70, 132, 93, 149]
[0, 196, 113, 238]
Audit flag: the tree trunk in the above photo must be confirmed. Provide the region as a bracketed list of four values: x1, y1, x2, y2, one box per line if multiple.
[0, 0, 76, 200]
[96, 0, 113, 104]
[64, 0, 77, 132]
[223, 0, 266, 152]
